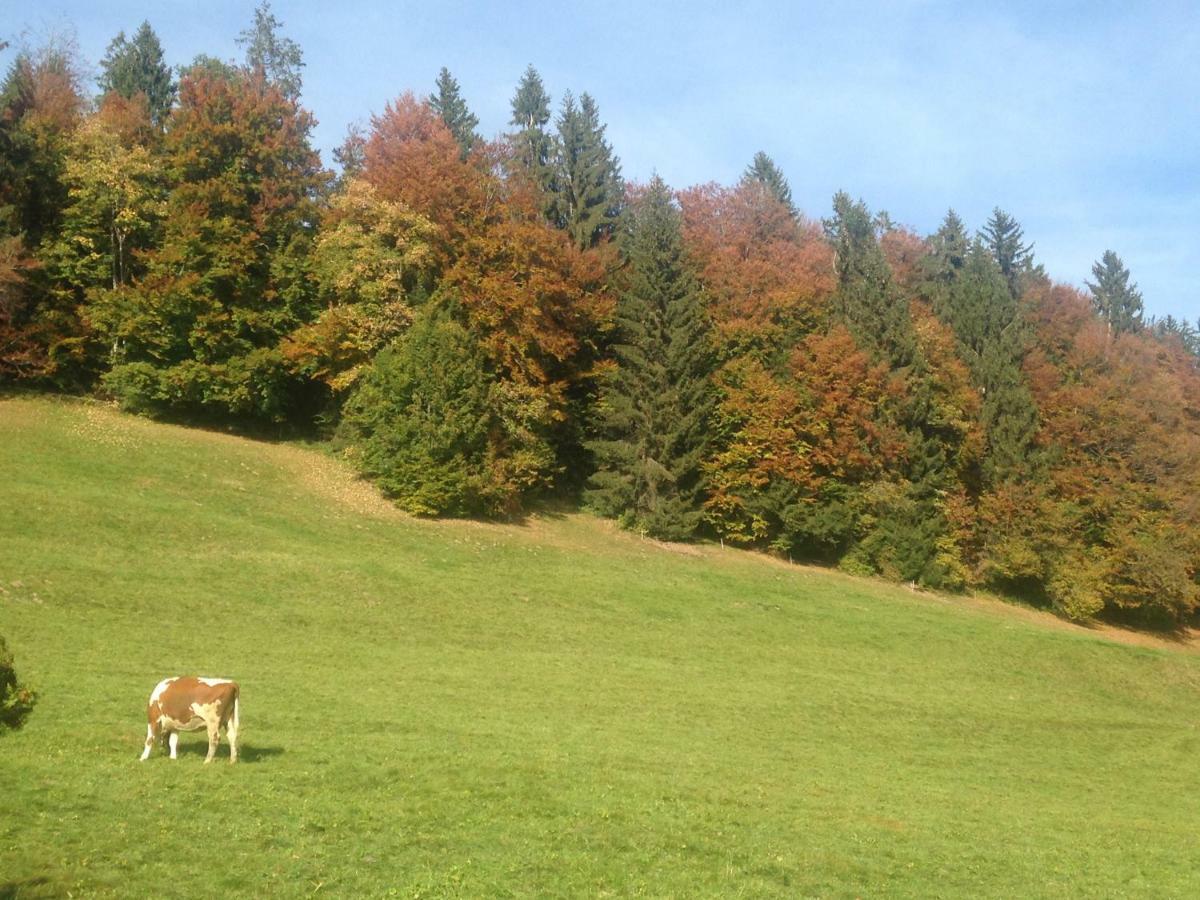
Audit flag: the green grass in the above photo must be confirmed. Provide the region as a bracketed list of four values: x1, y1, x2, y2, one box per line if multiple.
[1, 396, 1198, 897]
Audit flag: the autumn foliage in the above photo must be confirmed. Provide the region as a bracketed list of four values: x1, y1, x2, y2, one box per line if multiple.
[3, 24, 1198, 628]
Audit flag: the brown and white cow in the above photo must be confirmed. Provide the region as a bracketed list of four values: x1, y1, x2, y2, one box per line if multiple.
[139, 676, 240, 764]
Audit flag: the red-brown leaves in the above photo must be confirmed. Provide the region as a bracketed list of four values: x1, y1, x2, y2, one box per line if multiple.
[364, 93, 491, 257]
[680, 182, 834, 356]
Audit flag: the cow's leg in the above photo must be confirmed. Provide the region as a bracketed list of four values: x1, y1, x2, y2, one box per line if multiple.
[225, 717, 238, 765]
[203, 718, 220, 764]
[140, 722, 156, 761]
[168, 731, 179, 760]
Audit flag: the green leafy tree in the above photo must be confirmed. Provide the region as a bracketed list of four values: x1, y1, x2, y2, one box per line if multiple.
[1087, 250, 1143, 336]
[51, 114, 163, 292]
[237, 0, 304, 101]
[428, 67, 479, 158]
[283, 177, 436, 393]
[552, 91, 623, 249]
[0, 634, 36, 732]
[740, 151, 796, 217]
[97, 22, 176, 127]
[587, 177, 714, 540]
[93, 66, 327, 422]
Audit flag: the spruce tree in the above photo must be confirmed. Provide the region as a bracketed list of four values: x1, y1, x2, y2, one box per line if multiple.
[337, 306, 498, 516]
[923, 216, 1039, 484]
[508, 65, 553, 197]
[428, 67, 479, 158]
[980, 207, 1034, 297]
[1087, 250, 1143, 336]
[740, 151, 796, 217]
[823, 191, 914, 367]
[97, 22, 176, 127]
[587, 177, 713, 540]
[824, 195, 968, 585]
[552, 91, 623, 249]
[237, 0, 304, 101]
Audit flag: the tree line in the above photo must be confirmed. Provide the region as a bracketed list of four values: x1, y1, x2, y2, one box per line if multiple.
[3, 4, 1199, 628]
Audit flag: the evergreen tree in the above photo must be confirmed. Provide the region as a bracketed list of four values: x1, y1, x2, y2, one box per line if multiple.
[979, 207, 1034, 296]
[552, 91, 623, 249]
[428, 67, 479, 158]
[336, 306, 498, 516]
[824, 195, 973, 585]
[333, 122, 366, 180]
[923, 214, 1039, 483]
[1087, 250, 1143, 336]
[237, 0, 304, 101]
[740, 151, 796, 217]
[508, 64, 553, 196]
[587, 177, 714, 540]
[924, 209, 969, 282]
[97, 22, 176, 127]
[823, 191, 914, 367]
[1152, 314, 1200, 358]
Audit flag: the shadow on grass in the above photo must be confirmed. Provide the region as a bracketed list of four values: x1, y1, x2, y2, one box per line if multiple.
[0, 876, 55, 899]
[172, 742, 286, 763]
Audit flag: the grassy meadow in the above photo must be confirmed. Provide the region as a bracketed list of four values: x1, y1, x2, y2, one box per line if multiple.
[1, 396, 1198, 897]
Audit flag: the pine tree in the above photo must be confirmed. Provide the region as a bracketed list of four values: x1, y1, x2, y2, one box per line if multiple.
[923, 217, 1039, 484]
[336, 305, 498, 516]
[428, 67, 479, 158]
[740, 151, 796, 217]
[97, 22, 176, 128]
[508, 65, 553, 196]
[1087, 250, 1143, 336]
[924, 209, 969, 283]
[980, 208, 1034, 297]
[823, 191, 914, 367]
[237, 0, 304, 101]
[552, 91, 623, 249]
[587, 177, 713, 540]
[824, 195, 972, 585]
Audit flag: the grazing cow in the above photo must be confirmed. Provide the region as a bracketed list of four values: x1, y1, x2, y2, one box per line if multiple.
[139, 676, 240, 764]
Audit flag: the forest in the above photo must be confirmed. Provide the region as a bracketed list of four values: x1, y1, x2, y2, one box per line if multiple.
[3, 5, 1199, 629]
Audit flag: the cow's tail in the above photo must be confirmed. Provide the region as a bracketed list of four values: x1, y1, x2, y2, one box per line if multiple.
[232, 684, 240, 731]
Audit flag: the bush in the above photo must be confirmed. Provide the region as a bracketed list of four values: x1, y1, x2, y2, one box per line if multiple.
[0, 635, 36, 732]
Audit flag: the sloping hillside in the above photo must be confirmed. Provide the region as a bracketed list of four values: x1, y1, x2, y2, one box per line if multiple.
[1, 397, 1198, 897]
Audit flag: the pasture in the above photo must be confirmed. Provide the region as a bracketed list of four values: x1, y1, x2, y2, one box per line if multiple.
[1, 396, 1198, 897]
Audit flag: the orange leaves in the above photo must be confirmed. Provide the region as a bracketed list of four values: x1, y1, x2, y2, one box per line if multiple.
[364, 92, 612, 395]
[679, 182, 834, 357]
[444, 216, 610, 392]
[1015, 279, 1200, 621]
[705, 325, 899, 542]
[364, 93, 491, 258]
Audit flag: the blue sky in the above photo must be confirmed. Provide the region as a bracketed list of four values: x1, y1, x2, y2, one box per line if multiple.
[8, 0, 1199, 320]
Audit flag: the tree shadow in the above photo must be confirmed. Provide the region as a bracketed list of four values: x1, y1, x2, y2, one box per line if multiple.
[1, 876, 54, 899]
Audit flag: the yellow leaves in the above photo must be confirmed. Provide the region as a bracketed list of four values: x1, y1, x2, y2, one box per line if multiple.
[313, 178, 435, 310]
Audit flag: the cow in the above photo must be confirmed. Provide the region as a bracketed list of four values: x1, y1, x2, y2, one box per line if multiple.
[139, 676, 240, 764]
